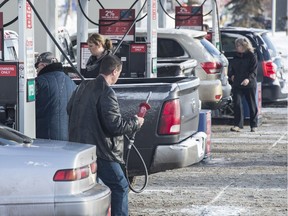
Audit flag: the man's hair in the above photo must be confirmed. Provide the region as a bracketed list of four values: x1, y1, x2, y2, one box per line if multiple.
[34, 52, 58, 69]
[99, 55, 122, 75]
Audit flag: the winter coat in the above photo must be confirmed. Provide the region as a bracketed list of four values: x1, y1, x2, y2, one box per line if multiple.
[229, 51, 258, 88]
[67, 75, 140, 164]
[82, 50, 111, 78]
[36, 62, 76, 141]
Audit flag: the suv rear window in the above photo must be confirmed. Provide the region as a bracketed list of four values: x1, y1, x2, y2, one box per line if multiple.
[136, 37, 187, 58]
[157, 38, 185, 58]
[221, 31, 271, 62]
[261, 33, 277, 58]
[200, 38, 222, 57]
[221, 33, 243, 52]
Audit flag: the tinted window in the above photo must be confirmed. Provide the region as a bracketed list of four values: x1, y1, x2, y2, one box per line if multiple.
[221, 33, 242, 52]
[221, 32, 270, 61]
[254, 34, 271, 61]
[157, 38, 185, 57]
[261, 33, 277, 57]
[200, 38, 221, 57]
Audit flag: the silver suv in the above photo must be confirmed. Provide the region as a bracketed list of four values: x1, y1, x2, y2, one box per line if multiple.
[136, 28, 231, 110]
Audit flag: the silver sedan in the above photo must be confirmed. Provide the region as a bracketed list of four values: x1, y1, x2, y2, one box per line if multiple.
[0, 125, 111, 216]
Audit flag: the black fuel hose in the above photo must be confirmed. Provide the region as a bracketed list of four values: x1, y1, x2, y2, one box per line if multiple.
[0, 0, 18, 27]
[0, 0, 9, 8]
[125, 134, 148, 193]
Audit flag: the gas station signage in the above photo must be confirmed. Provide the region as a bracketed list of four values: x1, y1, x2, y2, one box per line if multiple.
[26, 2, 32, 29]
[99, 9, 135, 41]
[0, 64, 17, 77]
[79, 42, 90, 74]
[131, 44, 146, 53]
[26, 79, 35, 102]
[175, 6, 203, 30]
[0, 63, 18, 105]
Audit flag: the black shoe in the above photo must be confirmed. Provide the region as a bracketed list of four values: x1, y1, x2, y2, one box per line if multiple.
[251, 127, 257, 132]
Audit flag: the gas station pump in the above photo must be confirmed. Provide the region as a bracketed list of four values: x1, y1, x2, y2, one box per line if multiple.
[77, 6, 149, 78]
[78, 40, 147, 78]
[76, 0, 158, 78]
[113, 41, 147, 78]
[0, 1, 36, 137]
[0, 62, 19, 129]
[0, 13, 19, 130]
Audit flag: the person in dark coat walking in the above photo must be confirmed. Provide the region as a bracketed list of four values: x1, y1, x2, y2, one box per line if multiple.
[67, 55, 144, 216]
[35, 52, 76, 140]
[229, 37, 258, 132]
[82, 33, 113, 78]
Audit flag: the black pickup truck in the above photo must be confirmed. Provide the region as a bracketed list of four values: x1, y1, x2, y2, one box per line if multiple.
[75, 76, 207, 177]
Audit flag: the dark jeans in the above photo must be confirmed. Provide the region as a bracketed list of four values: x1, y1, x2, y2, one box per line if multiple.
[232, 87, 258, 128]
[97, 158, 129, 216]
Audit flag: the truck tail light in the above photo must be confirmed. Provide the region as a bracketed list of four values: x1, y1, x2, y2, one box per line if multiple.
[158, 99, 180, 135]
[200, 62, 222, 74]
[263, 60, 276, 80]
[53, 162, 96, 181]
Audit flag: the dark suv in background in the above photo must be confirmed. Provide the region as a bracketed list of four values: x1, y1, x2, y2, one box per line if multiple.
[210, 27, 288, 103]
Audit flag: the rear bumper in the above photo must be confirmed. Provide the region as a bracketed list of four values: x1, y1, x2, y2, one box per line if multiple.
[200, 80, 232, 110]
[55, 184, 111, 216]
[150, 132, 207, 173]
[0, 184, 111, 216]
[262, 79, 288, 102]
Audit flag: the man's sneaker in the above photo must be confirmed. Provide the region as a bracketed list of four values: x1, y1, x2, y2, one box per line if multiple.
[251, 127, 257, 132]
[230, 126, 241, 132]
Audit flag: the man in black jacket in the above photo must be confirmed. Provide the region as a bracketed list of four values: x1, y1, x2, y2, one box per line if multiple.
[35, 52, 76, 140]
[67, 55, 144, 216]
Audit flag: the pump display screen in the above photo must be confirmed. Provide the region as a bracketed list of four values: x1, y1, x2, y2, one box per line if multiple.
[0, 63, 18, 104]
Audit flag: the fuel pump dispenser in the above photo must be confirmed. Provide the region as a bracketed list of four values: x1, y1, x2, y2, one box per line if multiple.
[0, 14, 19, 129]
[125, 91, 152, 193]
[0, 62, 19, 129]
[113, 41, 147, 78]
[0, 2, 37, 137]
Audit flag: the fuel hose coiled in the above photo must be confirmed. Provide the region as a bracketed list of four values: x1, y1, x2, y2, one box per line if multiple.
[125, 92, 151, 193]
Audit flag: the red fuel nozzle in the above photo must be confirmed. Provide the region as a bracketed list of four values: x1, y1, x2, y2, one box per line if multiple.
[137, 92, 152, 118]
[137, 102, 151, 117]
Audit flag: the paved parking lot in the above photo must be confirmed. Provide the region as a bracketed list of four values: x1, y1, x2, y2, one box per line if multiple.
[129, 105, 288, 216]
